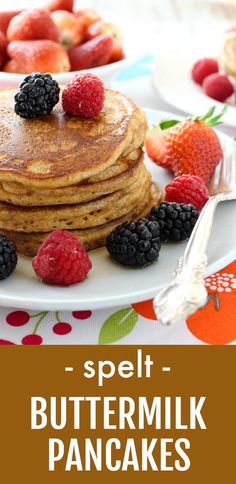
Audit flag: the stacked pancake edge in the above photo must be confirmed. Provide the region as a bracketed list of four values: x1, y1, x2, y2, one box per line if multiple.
[0, 89, 161, 256]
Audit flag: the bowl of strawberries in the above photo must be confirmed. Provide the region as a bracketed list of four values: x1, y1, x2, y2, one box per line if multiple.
[0, 0, 129, 87]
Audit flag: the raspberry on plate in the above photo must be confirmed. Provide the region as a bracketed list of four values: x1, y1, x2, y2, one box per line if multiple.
[62, 73, 105, 117]
[32, 229, 92, 286]
[203, 73, 234, 102]
[191, 58, 219, 85]
[165, 174, 209, 211]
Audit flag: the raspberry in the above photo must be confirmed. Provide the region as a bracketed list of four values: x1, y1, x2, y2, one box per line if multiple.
[165, 175, 209, 211]
[62, 73, 105, 118]
[32, 229, 92, 286]
[191, 58, 218, 85]
[203, 73, 234, 102]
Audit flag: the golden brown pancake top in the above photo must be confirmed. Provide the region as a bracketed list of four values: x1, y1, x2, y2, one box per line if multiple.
[0, 89, 147, 188]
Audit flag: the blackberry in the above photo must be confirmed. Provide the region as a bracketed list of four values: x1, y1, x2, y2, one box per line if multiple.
[106, 219, 161, 267]
[14, 73, 60, 119]
[0, 234, 17, 280]
[150, 202, 199, 242]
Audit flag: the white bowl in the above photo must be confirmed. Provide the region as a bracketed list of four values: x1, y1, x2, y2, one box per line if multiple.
[0, 12, 146, 87]
[0, 58, 129, 88]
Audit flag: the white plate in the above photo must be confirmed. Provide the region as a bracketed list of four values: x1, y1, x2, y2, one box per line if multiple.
[153, 40, 236, 128]
[0, 108, 235, 311]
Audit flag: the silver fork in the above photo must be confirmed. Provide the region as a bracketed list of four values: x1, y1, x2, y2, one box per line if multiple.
[153, 141, 236, 325]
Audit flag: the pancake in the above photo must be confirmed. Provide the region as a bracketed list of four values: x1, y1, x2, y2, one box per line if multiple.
[0, 86, 162, 257]
[0, 169, 151, 232]
[0, 89, 147, 188]
[2, 184, 162, 257]
[0, 149, 145, 206]
[219, 31, 236, 77]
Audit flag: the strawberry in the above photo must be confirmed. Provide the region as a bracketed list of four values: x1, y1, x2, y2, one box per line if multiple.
[0, 30, 7, 52]
[0, 31, 8, 67]
[51, 10, 83, 48]
[75, 9, 101, 31]
[45, 0, 74, 12]
[7, 9, 59, 42]
[8, 40, 70, 73]
[86, 21, 124, 62]
[3, 59, 25, 73]
[145, 126, 170, 168]
[68, 34, 113, 71]
[0, 11, 21, 35]
[146, 107, 225, 184]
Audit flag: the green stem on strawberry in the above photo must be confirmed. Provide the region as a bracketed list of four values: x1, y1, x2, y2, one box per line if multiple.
[193, 104, 228, 126]
[32, 311, 48, 334]
[159, 105, 228, 131]
[159, 119, 180, 130]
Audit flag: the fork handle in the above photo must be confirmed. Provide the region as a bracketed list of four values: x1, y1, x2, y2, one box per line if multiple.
[153, 195, 221, 325]
[183, 195, 221, 271]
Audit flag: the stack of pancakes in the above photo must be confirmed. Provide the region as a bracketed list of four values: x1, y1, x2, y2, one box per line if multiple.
[219, 31, 236, 77]
[0, 89, 161, 257]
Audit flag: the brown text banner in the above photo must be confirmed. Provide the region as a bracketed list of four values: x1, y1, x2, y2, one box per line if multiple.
[0, 346, 235, 483]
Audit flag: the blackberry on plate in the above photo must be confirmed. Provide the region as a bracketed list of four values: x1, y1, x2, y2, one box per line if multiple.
[150, 202, 199, 242]
[0, 234, 17, 280]
[14, 72, 60, 119]
[106, 219, 161, 267]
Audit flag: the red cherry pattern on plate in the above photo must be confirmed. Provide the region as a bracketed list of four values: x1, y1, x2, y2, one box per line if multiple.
[0, 339, 15, 345]
[22, 334, 43, 345]
[20, 311, 48, 345]
[73, 310, 92, 319]
[53, 322, 72, 335]
[53, 312, 72, 335]
[6, 310, 30, 326]
[2, 308, 93, 344]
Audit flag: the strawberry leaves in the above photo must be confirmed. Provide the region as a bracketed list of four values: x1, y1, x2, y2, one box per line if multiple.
[159, 119, 180, 130]
[158, 105, 228, 131]
[191, 105, 228, 126]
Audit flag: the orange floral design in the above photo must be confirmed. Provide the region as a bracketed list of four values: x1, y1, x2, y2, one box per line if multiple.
[186, 261, 236, 345]
[132, 299, 157, 320]
[133, 260, 236, 345]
